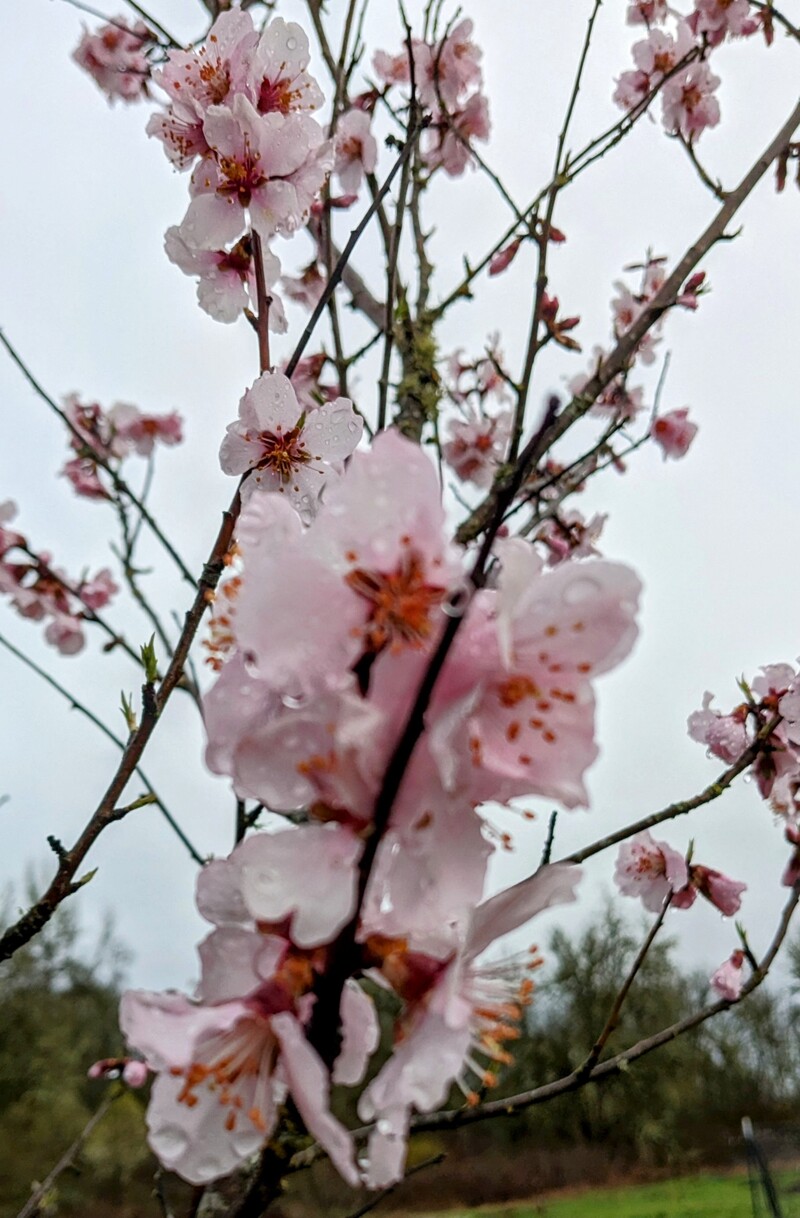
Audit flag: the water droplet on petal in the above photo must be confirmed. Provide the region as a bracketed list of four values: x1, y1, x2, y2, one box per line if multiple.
[282, 691, 308, 709]
[286, 36, 298, 50]
[562, 575, 602, 605]
[154, 1124, 190, 1159]
[442, 577, 472, 618]
[377, 1119, 394, 1136]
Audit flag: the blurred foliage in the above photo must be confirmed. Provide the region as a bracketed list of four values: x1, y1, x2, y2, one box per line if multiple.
[3, 888, 800, 1217]
[0, 877, 155, 1218]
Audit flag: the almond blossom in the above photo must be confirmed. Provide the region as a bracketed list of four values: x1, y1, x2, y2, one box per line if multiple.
[359, 864, 581, 1187]
[219, 371, 362, 521]
[413, 19, 483, 112]
[662, 62, 721, 140]
[689, 0, 757, 46]
[422, 93, 491, 177]
[710, 949, 746, 1000]
[651, 408, 698, 459]
[165, 227, 287, 328]
[614, 831, 689, 912]
[180, 96, 332, 248]
[120, 828, 374, 1186]
[442, 408, 511, 488]
[627, 0, 670, 22]
[334, 110, 378, 194]
[73, 18, 153, 104]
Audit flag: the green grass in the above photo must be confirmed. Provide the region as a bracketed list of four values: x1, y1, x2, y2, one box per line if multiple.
[435, 1167, 800, 1218]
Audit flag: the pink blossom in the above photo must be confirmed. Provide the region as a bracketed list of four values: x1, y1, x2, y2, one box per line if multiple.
[456, 539, 641, 809]
[88, 1056, 149, 1086]
[442, 409, 511, 488]
[165, 227, 287, 329]
[613, 69, 652, 112]
[615, 831, 689, 912]
[422, 93, 491, 176]
[109, 403, 184, 457]
[489, 238, 523, 277]
[219, 371, 362, 521]
[662, 62, 721, 140]
[0, 502, 24, 556]
[44, 613, 86, 656]
[79, 568, 119, 610]
[230, 430, 463, 694]
[633, 23, 696, 81]
[569, 350, 645, 421]
[537, 510, 607, 567]
[688, 692, 748, 763]
[372, 49, 411, 86]
[62, 457, 109, 501]
[247, 18, 324, 116]
[673, 863, 747, 914]
[689, 0, 756, 46]
[334, 110, 378, 194]
[414, 20, 483, 111]
[282, 259, 326, 310]
[651, 408, 698, 459]
[627, 0, 669, 23]
[73, 19, 152, 104]
[359, 864, 581, 1187]
[120, 833, 371, 1186]
[710, 949, 746, 1000]
[153, 9, 254, 115]
[180, 95, 332, 248]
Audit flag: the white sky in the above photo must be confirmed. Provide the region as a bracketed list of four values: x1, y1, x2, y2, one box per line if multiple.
[1, 0, 799, 999]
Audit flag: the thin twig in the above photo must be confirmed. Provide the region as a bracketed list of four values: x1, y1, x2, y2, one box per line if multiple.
[562, 713, 781, 867]
[413, 883, 800, 1133]
[0, 629, 205, 866]
[574, 896, 672, 1082]
[0, 330, 194, 586]
[17, 1096, 117, 1218]
[285, 121, 425, 378]
[456, 94, 800, 544]
[251, 231, 272, 374]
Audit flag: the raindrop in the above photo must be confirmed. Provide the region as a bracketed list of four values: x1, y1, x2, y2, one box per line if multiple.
[347, 421, 358, 433]
[441, 578, 472, 618]
[286, 36, 298, 50]
[282, 691, 308, 710]
[377, 1119, 395, 1137]
[155, 1125, 190, 1158]
[562, 575, 602, 605]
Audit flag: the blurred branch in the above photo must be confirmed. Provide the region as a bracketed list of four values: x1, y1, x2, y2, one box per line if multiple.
[17, 1094, 117, 1218]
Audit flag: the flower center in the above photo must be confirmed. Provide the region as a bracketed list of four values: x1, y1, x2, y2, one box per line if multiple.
[345, 550, 446, 653]
[217, 145, 267, 207]
[255, 426, 311, 484]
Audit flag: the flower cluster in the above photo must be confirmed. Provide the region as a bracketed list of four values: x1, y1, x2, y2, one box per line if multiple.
[374, 19, 490, 176]
[121, 429, 642, 1187]
[615, 830, 746, 915]
[441, 339, 512, 488]
[61, 394, 183, 501]
[614, 1, 763, 141]
[145, 10, 332, 323]
[690, 665, 800, 856]
[73, 18, 154, 104]
[0, 501, 118, 655]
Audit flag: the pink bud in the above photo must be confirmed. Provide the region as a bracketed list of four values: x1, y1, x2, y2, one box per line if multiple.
[489, 238, 522, 277]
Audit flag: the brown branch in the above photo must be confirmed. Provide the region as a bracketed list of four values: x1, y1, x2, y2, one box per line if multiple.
[456, 93, 800, 544]
[251, 231, 273, 374]
[574, 896, 671, 1083]
[562, 713, 781, 867]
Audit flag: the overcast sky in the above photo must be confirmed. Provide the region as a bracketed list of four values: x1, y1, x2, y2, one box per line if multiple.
[1, 0, 799, 998]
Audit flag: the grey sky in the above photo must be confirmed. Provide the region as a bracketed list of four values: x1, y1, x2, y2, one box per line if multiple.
[1, 0, 799, 995]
